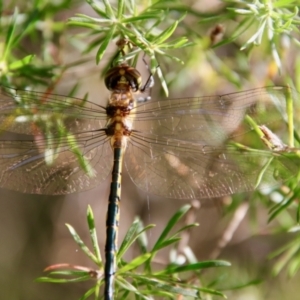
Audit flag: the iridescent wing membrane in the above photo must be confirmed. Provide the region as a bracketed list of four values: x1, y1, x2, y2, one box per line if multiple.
[0, 85, 298, 197]
[0, 87, 112, 194]
[127, 87, 299, 199]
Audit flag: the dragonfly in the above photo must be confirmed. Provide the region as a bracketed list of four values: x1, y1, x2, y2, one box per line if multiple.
[0, 62, 299, 300]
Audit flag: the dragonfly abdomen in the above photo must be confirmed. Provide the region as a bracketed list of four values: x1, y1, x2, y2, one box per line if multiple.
[105, 147, 123, 300]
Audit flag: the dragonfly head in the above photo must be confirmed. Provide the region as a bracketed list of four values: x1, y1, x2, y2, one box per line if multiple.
[104, 63, 142, 92]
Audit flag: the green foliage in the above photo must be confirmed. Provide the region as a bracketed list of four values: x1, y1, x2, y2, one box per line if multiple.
[200, 0, 300, 70]
[68, 0, 193, 96]
[0, 0, 85, 87]
[37, 205, 230, 299]
[269, 226, 300, 277]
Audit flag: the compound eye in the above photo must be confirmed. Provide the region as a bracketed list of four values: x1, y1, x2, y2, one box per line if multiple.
[126, 67, 142, 91]
[104, 65, 142, 91]
[104, 67, 120, 91]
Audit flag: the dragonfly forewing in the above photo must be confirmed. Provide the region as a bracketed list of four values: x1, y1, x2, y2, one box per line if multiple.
[124, 86, 299, 199]
[0, 86, 108, 135]
[0, 86, 114, 194]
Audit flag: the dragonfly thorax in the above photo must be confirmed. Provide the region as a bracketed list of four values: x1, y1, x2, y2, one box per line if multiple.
[105, 65, 139, 149]
[105, 109, 132, 148]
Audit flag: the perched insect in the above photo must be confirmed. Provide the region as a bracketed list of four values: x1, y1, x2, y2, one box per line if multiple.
[0, 61, 299, 299]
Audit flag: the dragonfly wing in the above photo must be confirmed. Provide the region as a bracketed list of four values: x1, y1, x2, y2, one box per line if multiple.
[132, 86, 293, 144]
[0, 85, 112, 194]
[0, 86, 107, 135]
[125, 133, 298, 199]
[127, 86, 299, 199]
[0, 132, 113, 194]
